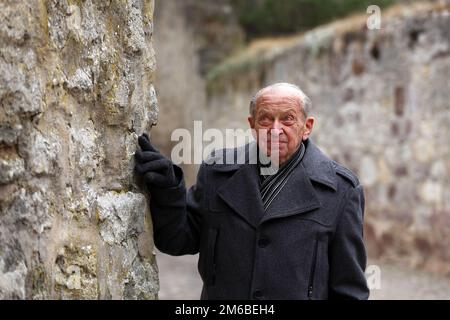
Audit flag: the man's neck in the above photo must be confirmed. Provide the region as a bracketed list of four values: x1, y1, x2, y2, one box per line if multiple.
[257, 142, 304, 176]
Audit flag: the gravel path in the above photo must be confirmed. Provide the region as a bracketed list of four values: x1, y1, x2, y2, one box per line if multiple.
[156, 251, 450, 300]
[156, 251, 203, 300]
[368, 260, 450, 300]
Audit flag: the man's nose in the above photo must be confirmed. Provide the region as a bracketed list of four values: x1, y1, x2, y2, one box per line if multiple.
[270, 128, 283, 136]
[270, 120, 283, 135]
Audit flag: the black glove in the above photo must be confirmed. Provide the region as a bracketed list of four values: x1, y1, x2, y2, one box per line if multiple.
[135, 133, 179, 188]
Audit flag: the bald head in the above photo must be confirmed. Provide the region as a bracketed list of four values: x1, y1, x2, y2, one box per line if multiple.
[249, 83, 312, 119]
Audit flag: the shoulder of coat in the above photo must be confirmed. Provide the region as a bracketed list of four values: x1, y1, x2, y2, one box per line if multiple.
[204, 149, 220, 164]
[204, 146, 238, 165]
[204, 143, 252, 166]
[332, 161, 360, 188]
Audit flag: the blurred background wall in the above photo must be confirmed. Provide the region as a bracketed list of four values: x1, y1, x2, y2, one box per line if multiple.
[152, 0, 450, 299]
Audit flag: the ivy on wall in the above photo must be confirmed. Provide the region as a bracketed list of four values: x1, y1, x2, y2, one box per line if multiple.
[231, 0, 396, 39]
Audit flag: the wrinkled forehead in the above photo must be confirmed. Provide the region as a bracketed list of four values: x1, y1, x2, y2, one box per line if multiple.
[256, 86, 303, 109]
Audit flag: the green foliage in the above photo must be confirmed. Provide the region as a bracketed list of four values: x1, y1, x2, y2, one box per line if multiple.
[230, 0, 396, 39]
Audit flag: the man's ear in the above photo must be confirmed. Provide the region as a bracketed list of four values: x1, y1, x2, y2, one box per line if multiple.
[248, 116, 255, 129]
[302, 117, 315, 141]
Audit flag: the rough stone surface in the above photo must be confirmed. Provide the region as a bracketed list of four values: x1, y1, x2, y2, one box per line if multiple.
[54, 243, 98, 300]
[0, 0, 159, 299]
[97, 192, 146, 245]
[205, 3, 450, 274]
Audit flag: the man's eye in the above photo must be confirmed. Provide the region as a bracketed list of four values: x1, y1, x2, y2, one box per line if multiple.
[282, 115, 295, 123]
[258, 116, 271, 125]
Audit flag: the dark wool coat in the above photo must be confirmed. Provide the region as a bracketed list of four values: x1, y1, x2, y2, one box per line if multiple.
[148, 139, 369, 300]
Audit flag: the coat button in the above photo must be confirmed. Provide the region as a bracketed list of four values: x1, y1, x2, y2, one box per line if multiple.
[253, 290, 264, 300]
[258, 237, 269, 248]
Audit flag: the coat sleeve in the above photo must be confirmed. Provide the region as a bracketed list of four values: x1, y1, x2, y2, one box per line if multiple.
[146, 163, 207, 256]
[328, 184, 370, 299]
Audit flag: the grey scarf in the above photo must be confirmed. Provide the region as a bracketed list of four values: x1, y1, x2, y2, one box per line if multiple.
[259, 142, 306, 212]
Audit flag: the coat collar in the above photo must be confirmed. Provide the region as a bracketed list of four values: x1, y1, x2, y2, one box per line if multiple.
[301, 139, 337, 191]
[212, 139, 337, 228]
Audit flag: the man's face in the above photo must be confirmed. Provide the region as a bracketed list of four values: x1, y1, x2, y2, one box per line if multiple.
[248, 86, 314, 166]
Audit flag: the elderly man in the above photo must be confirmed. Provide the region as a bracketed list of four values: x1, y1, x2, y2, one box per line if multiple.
[134, 83, 369, 300]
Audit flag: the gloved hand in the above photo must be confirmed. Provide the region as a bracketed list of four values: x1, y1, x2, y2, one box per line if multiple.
[135, 133, 179, 188]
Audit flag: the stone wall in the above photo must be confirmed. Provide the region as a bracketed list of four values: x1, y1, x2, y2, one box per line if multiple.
[206, 2, 450, 273]
[0, 0, 158, 299]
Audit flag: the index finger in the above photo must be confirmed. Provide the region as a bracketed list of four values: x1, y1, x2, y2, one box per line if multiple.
[138, 133, 157, 152]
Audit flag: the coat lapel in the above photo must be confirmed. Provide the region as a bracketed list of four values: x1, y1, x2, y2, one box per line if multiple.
[260, 162, 321, 224]
[213, 139, 337, 228]
[216, 163, 264, 229]
[301, 139, 337, 192]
